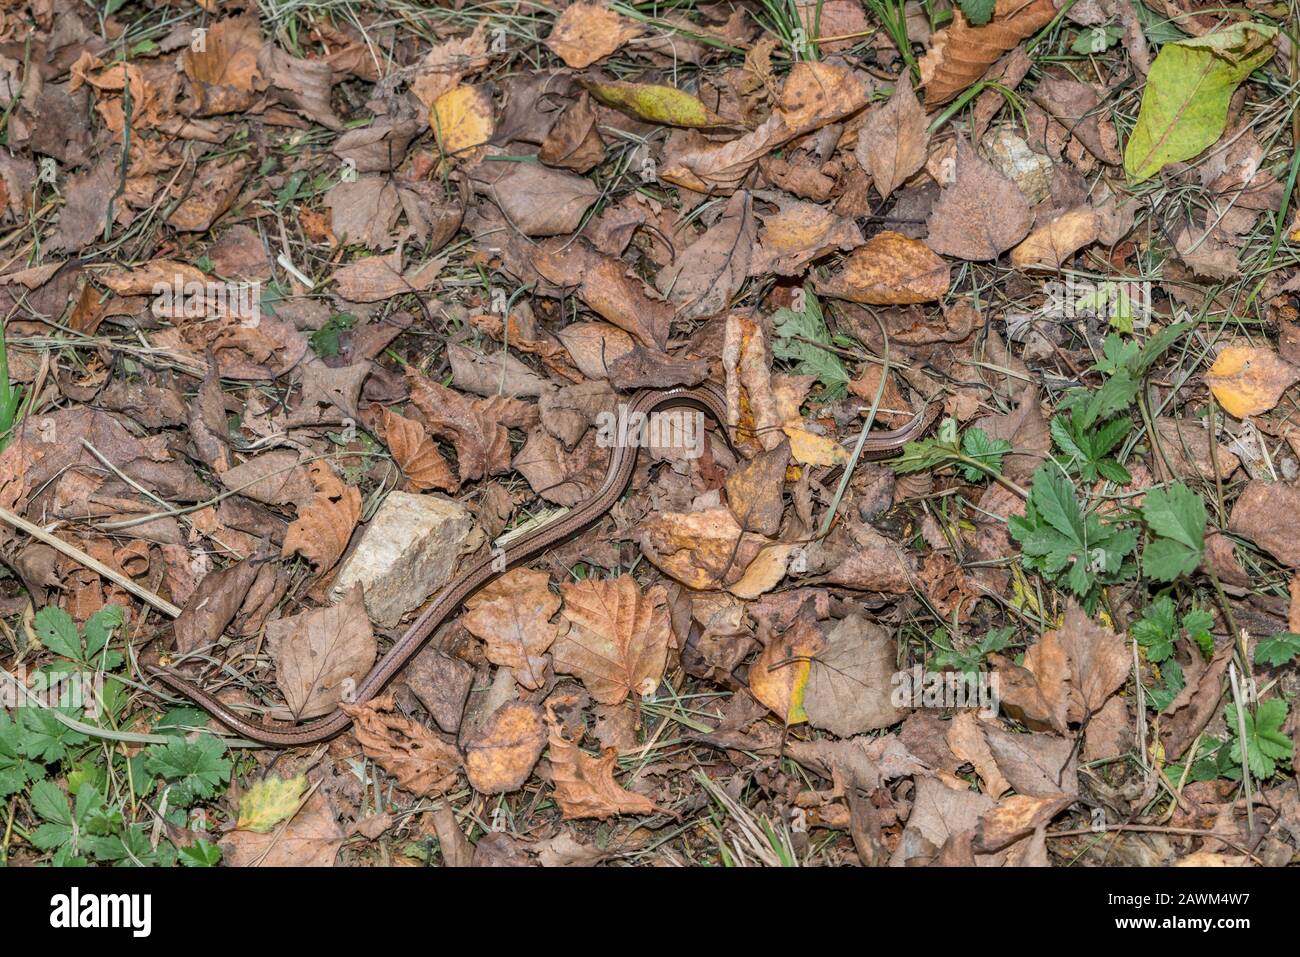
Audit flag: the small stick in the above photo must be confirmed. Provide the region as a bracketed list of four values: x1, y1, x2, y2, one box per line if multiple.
[0, 505, 181, 617]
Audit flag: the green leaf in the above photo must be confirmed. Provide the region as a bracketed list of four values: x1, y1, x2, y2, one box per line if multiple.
[83, 605, 124, 659]
[17, 707, 88, 762]
[179, 839, 223, 867]
[1072, 24, 1122, 55]
[0, 712, 41, 797]
[1125, 22, 1278, 183]
[1141, 483, 1205, 581]
[772, 288, 851, 389]
[1132, 595, 1176, 662]
[957, 0, 996, 26]
[580, 79, 730, 128]
[1255, 632, 1300, 668]
[1182, 608, 1215, 658]
[1229, 698, 1292, 780]
[959, 427, 1012, 481]
[33, 607, 82, 661]
[144, 736, 232, 807]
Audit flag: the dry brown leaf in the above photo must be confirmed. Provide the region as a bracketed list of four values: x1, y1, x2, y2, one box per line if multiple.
[546, 2, 642, 68]
[545, 698, 658, 819]
[1227, 480, 1300, 567]
[926, 138, 1031, 260]
[406, 368, 534, 482]
[462, 567, 561, 689]
[814, 230, 950, 304]
[553, 575, 671, 704]
[281, 461, 362, 574]
[804, 614, 907, 736]
[382, 407, 457, 492]
[855, 74, 930, 199]
[533, 239, 673, 350]
[331, 250, 443, 302]
[975, 793, 1072, 852]
[1010, 207, 1100, 269]
[748, 194, 863, 276]
[660, 60, 868, 193]
[463, 702, 548, 794]
[655, 189, 756, 320]
[947, 712, 1011, 798]
[183, 15, 264, 115]
[919, 0, 1059, 107]
[265, 584, 376, 721]
[1205, 344, 1300, 419]
[341, 692, 462, 796]
[410, 25, 490, 109]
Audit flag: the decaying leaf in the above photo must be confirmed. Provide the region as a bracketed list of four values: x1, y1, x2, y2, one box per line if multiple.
[1205, 344, 1299, 419]
[340, 693, 462, 797]
[463, 702, 548, 794]
[545, 698, 658, 819]
[265, 584, 376, 721]
[920, 0, 1059, 107]
[856, 75, 930, 199]
[554, 575, 671, 704]
[462, 567, 561, 689]
[815, 231, 950, 304]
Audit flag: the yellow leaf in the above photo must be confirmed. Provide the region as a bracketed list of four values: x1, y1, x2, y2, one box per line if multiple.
[783, 425, 848, 466]
[1205, 344, 1300, 418]
[236, 775, 307, 833]
[430, 84, 494, 157]
[580, 79, 729, 128]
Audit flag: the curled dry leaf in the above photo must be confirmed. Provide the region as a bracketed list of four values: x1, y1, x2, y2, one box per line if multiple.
[660, 60, 868, 193]
[656, 189, 756, 321]
[544, 698, 658, 819]
[748, 193, 863, 277]
[463, 702, 548, 794]
[281, 461, 362, 574]
[382, 407, 457, 492]
[462, 567, 562, 689]
[265, 584, 376, 721]
[340, 693, 462, 797]
[546, 3, 642, 69]
[581, 78, 730, 128]
[1205, 344, 1300, 419]
[855, 74, 930, 199]
[814, 230, 950, 304]
[919, 0, 1060, 107]
[553, 575, 671, 704]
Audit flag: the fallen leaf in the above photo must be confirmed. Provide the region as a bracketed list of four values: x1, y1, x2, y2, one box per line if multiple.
[545, 698, 658, 819]
[430, 84, 495, 157]
[804, 614, 907, 736]
[1205, 344, 1299, 418]
[462, 567, 561, 689]
[815, 230, 950, 304]
[236, 775, 307, 833]
[222, 791, 343, 867]
[382, 407, 457, 492]
[463, 702, 548, 794]
[919, 0, 1059, 107]
[580, 78, 730, 128]
[546, 3, 642, 68]
[553, 575, 671, 704]
[856, 75, 930, 199]
[281, 461, 362, 574]
[1011, 207, 1100, 269]
[265, 584, 376, 721]
[926, 138, 1031, 260]
[1125, 22, 1278, 183]
[341, 693, 462, 796]
[749, 612, 827, 724]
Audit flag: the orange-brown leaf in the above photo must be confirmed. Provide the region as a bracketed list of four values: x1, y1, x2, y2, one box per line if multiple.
[382, 407, 457, 492]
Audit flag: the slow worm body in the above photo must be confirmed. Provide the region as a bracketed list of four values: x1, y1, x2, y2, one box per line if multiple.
[148, 383, 935, 747]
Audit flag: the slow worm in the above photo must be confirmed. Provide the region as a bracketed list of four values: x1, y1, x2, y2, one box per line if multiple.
[147, 383, 935, 746]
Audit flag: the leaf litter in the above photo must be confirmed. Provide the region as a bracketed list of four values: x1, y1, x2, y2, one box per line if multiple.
[0, 0, 1298, 871]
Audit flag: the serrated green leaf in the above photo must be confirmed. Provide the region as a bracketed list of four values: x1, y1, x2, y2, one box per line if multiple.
[1255, 632, 1300, 668]
[1133, 595, 1176, 662]
[957, 0, 996, 26]
[1229, 698, 1292, 779]
[144, 736, 232, 807]
[33, 607, 81, 660]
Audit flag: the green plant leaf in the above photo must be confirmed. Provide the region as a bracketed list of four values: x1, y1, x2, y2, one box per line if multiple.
[33, 607, 82, 661]
[1255, 632, 1300, 668]
[1229, 698, 1292, 780]
[1125, 22, 1278, 183]
[1132, 595, 1176, 662]
[957, 0, 996, 26]
[772, 288, 850, 388]
[1141, 483, 1205, 581]
[144, 736, 232, 807]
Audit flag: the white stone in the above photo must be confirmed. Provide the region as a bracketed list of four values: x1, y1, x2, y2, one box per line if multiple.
[330, 491, 477, 626]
